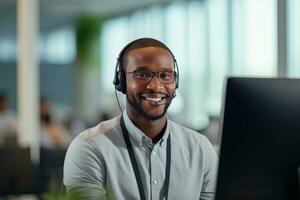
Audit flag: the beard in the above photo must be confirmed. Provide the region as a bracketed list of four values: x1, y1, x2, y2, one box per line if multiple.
[126, 95, 172, 121]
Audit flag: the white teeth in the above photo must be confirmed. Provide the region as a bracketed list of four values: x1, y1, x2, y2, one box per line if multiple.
[145, 97, 162, 102]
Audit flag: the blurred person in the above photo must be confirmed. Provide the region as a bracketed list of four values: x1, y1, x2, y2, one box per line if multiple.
[64, 113, 87, 139]
[0, 93, 17, 145]
[40, 99, 70, 149]
[64, 38, 218, 200]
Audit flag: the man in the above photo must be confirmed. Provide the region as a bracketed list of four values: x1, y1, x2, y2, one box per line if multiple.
[40, 98, 70, 149]
[63, 38, 218, 200]
[0, 93, 17, 145]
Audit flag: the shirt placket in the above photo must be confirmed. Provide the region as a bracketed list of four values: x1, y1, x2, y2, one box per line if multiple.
[149, 143, 165, 200]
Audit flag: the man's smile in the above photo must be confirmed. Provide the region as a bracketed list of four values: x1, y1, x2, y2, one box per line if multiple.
[140, 93, 168, 105]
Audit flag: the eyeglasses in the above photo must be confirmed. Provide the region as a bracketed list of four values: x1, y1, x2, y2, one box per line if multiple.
[125, 70, 176, 84]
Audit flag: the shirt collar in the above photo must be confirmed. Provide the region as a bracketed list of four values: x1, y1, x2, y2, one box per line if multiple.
[122, 110, 170, 148]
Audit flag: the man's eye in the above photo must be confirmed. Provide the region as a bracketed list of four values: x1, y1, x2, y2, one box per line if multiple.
[160, 72, 172, 80]
[135, 71, 151, 78]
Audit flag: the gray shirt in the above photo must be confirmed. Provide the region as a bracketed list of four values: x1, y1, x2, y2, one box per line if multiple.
[63, 111, 218, 200]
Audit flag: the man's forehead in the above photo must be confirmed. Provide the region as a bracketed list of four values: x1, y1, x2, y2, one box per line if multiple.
[124, 47, 174, 70]
[126, 46, 172, 58]
[121, 38, 174, 70]
[124, 49, 174, 73]
[124, 45, 172, 58]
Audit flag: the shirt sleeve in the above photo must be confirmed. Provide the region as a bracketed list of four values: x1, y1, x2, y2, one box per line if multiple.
[63, 135, 107, 200]
[200, 137, 219, 200]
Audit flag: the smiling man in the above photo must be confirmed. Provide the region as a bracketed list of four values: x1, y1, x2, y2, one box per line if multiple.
[63, 38, 218, 200]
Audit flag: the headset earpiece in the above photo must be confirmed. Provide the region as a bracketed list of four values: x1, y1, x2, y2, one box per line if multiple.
[113, 59, 127, 94]
[113, 69, 119, 86]
[174, 60, 179, 89]
[116, 71, 126, 94]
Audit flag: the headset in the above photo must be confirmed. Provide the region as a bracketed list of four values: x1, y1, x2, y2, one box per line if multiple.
[113, 38, 179, 94]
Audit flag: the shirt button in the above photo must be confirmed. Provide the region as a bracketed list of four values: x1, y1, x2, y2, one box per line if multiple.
[153, 180, 158, 185]
[152, 151, 156, 156]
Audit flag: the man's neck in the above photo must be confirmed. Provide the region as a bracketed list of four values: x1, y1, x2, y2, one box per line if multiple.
[126, 110, 167, 139]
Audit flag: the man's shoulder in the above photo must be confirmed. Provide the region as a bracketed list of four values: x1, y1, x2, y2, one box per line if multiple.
[169, 120, 210, 145]
[169, 120, 218, 165]
[76, 115, 121, 144]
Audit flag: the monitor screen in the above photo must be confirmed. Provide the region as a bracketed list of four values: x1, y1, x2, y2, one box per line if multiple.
[215, 77, 300, 200]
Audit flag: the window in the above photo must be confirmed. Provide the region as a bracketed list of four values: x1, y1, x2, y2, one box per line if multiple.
[0, 38, 16, 61]
[40, 26, 76, 64]
[287, 0, 300, 77]
[100, 17, 129, 92]
[232, 0, 277, 76]
[207, 0, 229, 115]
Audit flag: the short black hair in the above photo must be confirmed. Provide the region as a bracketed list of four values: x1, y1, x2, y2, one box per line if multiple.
[120, 38, 175, 70]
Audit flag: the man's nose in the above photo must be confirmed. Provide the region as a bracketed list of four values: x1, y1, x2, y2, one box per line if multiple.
[146, 75, 163, 90]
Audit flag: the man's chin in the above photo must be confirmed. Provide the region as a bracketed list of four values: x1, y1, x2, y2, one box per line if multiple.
[127, 97, 169, 121]
[141, 112, 166, 121]
[134, 105, 167, 121]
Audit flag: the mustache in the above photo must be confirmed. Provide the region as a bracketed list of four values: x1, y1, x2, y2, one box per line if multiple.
[140, 90, 169, 96]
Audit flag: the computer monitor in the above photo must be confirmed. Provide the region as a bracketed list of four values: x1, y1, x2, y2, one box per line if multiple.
[215, 77, 300, 200]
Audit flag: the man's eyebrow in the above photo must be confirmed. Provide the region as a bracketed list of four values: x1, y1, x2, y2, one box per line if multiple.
[133, 66, 149, 70]
[124, 66, 148, 72]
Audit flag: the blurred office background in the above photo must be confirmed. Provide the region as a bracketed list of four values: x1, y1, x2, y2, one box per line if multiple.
[0, 0, 299, 199]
